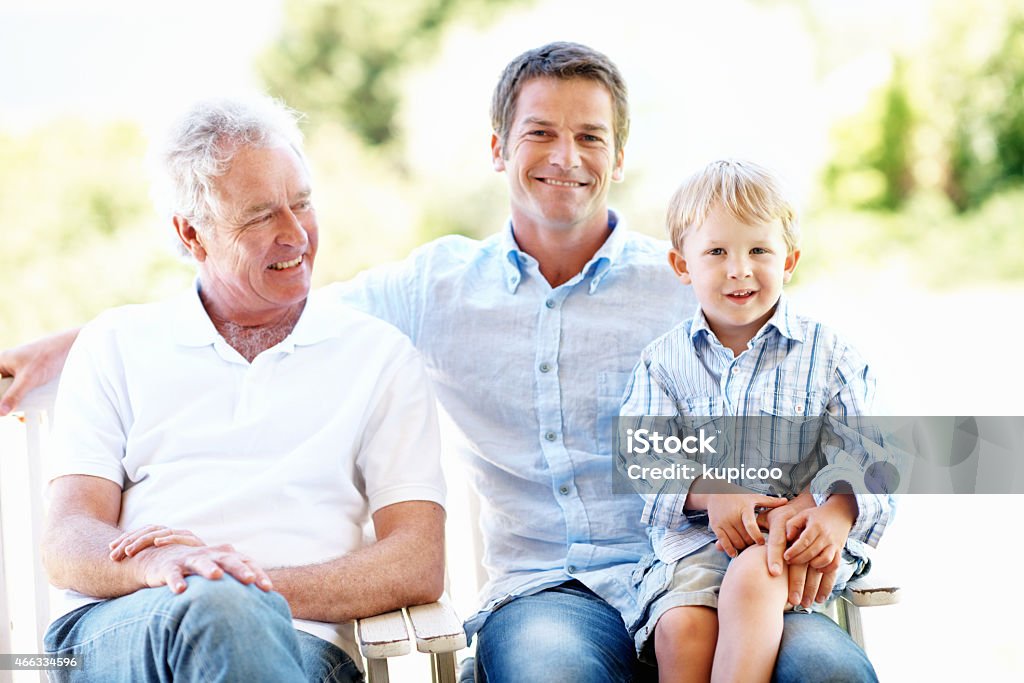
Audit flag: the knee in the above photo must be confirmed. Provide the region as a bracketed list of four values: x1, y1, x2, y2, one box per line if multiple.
[171, 576, 291, 635]
[722, 546, 783, 604]
[654, 606, 717, 654]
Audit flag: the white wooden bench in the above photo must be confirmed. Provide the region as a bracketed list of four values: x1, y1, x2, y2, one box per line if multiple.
[0, 376, 466, 683]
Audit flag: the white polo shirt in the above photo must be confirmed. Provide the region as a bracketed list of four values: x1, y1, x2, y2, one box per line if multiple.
[49, 283, 446, 663]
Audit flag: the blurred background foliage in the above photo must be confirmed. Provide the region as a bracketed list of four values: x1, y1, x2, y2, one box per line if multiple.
[2, 0, 1024, 348]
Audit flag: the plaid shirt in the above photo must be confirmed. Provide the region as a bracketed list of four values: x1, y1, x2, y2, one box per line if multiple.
[620, 294, 897, 560]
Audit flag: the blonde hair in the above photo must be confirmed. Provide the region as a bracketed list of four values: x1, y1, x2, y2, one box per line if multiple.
[666, 159, 799, 253]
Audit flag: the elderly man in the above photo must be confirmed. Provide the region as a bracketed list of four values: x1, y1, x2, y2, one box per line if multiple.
[36, 98, 446, 682]
[3, 44, 878, 681]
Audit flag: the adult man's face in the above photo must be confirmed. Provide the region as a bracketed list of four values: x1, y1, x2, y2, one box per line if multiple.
[492, 77, 624, 238]
[181, 142, 318, 323]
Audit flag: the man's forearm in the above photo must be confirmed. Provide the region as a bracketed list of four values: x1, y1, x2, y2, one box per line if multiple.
[268, 502, 446, 623]
[42, 513, 146, 598]
[0, 327, 82, 415]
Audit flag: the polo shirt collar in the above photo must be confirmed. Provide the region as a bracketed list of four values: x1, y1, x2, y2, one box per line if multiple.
[172, 279, 337, 351]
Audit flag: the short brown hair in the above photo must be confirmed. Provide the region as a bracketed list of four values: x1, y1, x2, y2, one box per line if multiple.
[667, 159, 800, 254]
[491, 42, 629, 155]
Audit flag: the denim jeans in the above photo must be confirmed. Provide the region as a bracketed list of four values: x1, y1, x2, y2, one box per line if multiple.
[466, 581, 877, 683]
[774, 611, 878, 683]
[44, 576, 361, 682]
[472, 581, 654, 683]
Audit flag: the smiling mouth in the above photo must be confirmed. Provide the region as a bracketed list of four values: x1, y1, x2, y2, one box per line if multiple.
[268, 255, 303, 270]
[726, 290, 756, 299]
[537, 178, 586, 188]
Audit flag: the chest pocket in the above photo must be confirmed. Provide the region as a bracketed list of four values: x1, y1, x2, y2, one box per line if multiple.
[597, 371, 635, 454]
[757, 388, 826, 462]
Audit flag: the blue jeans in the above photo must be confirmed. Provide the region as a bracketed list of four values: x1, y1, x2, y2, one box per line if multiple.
[467, 581, 876, 683]
[472, 581, 653, 683]
[44, 576, 361, 682]
[774, 612, 878, 683]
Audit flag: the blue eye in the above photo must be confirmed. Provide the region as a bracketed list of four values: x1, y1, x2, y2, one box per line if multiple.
[707, 248, 725, 256]
[751, 247, 769, 255]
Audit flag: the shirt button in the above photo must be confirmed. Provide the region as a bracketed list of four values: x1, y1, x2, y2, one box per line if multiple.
[545, 299, 556, 309]
[559, 485, 570, 495]
[567, 565, 577, 574]
[540, 362, 552, 373]
[545, 431, 557, 442]
[731, 366, 740, 375]
[794, 404, 805, 414]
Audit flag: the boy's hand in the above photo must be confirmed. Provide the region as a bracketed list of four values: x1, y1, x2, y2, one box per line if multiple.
[706, 492, 787, 558]
[756, 490, 815, 577]
[783, 493, 858, 569]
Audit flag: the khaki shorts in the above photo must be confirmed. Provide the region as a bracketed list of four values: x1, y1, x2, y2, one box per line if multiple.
[629, 540, 864, 661]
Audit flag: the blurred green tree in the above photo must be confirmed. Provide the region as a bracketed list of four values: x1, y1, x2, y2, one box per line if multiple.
[822, 59, 916, 211]
[258, 0, 524, 150]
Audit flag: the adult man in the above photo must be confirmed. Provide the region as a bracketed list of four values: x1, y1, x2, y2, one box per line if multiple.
[3, 44, 877, 681]
[34, 98, 446, 682]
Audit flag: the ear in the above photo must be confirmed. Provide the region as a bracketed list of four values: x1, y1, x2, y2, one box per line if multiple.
[782, 248, 801, 284]
[174, 215, 207, 262]
[611, 146, 625, 182]
[668, 248, 692, 285]
[491, 134, 506, 172]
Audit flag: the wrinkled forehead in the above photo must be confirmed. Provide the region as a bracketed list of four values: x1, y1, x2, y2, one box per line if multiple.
[210, 143, 311, 215]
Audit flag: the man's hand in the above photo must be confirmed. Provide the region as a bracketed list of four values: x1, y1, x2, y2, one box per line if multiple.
[0, 328, 79, 415]
[784, 558, 841, 608]
[783, 494, 857, 569]
[109, 525, 205, 560]
[755, 492, 816, 577]
[131, 542, 273, 594]
[705, 492, 788, 558]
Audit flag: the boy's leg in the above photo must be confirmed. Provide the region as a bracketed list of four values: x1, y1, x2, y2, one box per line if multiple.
[44, 575, 307, 682]
[635, 543, 729, 683]
[652, 605, 717, 683]
[473, 580, 637, 683]
[713, 544, 788, 683]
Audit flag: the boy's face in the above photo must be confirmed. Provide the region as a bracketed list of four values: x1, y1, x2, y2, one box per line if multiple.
[669, 205, 800, 350]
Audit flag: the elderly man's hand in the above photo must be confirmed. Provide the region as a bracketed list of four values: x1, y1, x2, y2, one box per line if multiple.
[128, 541, 273, 595]
[0, 329, 79, 415]
[109, 525, 206, 561]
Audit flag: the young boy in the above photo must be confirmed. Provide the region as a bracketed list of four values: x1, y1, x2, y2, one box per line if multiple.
[620, 160, 895, 683]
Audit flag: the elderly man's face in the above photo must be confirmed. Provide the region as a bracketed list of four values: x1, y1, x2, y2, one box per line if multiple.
[190, 143, 317, 324]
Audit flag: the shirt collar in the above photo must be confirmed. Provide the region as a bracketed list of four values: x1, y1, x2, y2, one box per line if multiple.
[762, 292, 804, 343]
[689, 292, 804, 345]
[500, 209, 627, 294]
[172, 279, 337, 351]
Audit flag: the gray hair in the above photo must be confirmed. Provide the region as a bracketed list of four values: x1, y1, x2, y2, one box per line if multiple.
[150, 96, 306, 257]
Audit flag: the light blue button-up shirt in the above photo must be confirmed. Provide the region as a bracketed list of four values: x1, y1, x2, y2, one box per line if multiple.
[327, 211, 698, 637]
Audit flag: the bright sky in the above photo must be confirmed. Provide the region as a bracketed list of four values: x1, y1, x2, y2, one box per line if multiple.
[0, 0, 281, 130]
